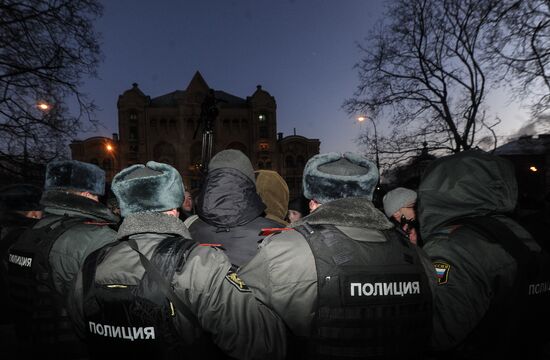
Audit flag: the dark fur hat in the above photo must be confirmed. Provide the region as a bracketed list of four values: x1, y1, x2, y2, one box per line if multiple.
[0, 184, 42, 211]
[112, 161, 184, 217]
[45, 160, 105, 196]
[303, 152, 379, 204]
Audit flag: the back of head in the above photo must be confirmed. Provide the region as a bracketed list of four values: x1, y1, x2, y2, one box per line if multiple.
[208, 149, 255, 184]
[303, 152, 379, 204]
[45, 160, 105, 196]
[255, 170, 289, 224]
[112, 161, 184, 218]
[418, 150, 517, 239]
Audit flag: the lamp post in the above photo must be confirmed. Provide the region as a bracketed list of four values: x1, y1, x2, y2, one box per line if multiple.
[105, 141, 119, 180]
[357, 115, 380, 170]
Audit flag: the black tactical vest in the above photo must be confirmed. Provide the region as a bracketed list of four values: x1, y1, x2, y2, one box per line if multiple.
[294, 223, 433, 360]
[6, 216, 87, 356]
[81, 235, 207, 359]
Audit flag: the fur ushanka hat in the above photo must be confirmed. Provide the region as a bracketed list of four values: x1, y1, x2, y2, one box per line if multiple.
[45, 160, 105, 196]
[112, 161, 184, 217]
[303, 152, 379, 204]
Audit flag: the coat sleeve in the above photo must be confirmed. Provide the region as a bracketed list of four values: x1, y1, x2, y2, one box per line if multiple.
[172, 245, 287, 360]
[66, 267, 86, 339]
[237, 230, 318, 337]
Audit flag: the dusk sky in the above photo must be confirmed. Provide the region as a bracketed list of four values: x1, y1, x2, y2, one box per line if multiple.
[81, 0, 532, 153]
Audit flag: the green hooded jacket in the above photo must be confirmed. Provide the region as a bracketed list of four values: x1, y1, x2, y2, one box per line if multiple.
[418, 150, 541, 355]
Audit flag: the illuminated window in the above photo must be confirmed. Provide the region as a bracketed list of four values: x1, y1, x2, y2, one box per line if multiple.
[259, 143, 269, 151]
[259, 113, 268, 138]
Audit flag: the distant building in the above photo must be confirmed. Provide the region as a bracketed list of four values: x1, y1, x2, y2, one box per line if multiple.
[494, 134, 550, 210]
[70, 71, 320, 198]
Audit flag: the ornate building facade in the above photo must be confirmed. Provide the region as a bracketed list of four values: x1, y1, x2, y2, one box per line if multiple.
[70, 71, 320, 198]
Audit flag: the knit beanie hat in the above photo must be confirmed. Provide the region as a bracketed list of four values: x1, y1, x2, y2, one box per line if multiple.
[303, 152, 379, 203]
[45, 160, 105, 196]
[383, 187, 417, 217]
[208, 149, 255, 184]
[112, 161, 184, 217]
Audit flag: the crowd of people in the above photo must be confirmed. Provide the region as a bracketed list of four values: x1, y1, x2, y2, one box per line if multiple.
[0, 149, 549, 359]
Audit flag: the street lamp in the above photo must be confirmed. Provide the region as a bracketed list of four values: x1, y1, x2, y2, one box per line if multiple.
[357, 115, 380, 169]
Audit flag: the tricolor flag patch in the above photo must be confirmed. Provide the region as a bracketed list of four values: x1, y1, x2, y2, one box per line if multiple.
[433, 261, 451, 285]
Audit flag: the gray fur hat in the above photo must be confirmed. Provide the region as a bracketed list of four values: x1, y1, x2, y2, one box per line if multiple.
[112, 161, 184, 217]
[303, 152, 379, 203]
[208, 149, 255, 184]
[383, 187, 417, 217]
[45, 160, 105, 196]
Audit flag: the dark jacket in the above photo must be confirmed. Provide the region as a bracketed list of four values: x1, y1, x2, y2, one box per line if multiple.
[5, 190, 118, 358]
[189, 167, 281, 267]
[68, 212, 286, 360]
[418, 151, 546, 357]
[37, 190, 119, 295]
[238, 197, 436, 357]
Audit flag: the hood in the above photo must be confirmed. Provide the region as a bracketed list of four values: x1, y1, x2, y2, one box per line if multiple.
[40, 190, 119, 223]
[196, 167, 266, 228]
[293, 196, 393, 230]
[418, 150, 517, 240]
[255, 170, 289, 225]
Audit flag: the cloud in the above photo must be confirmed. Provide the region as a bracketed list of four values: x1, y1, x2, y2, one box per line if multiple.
[516, 114, 550, 137]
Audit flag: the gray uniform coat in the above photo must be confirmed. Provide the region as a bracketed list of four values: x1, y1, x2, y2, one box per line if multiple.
[238, 197, 437, 337]
[69, 212, 286, 360]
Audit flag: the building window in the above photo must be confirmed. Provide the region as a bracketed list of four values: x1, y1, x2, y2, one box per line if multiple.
[259, 113, 268, 138]
[232, 119, 240, 131]
[297, 155, 305, 169]
[169, 118, 176, 129]
[224, 119, 231, 132]
[259, 142, 269, 151]
[160, 118, 167, 129]
[285, 155, 295, 168]
[150, 118, 157, 129]
[128, 111, 138, 143]
[103, 158, 113, 171]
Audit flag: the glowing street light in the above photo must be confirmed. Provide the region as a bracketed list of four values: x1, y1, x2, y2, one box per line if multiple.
[37, 101, 51, 111]
[529, 166, 538, 172]
[106, 144, 114, 152]
[357, 115, 366, 122]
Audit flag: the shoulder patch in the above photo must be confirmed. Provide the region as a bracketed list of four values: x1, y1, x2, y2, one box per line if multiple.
[434, 261, 451, 285]
[225, 270, 251, 292]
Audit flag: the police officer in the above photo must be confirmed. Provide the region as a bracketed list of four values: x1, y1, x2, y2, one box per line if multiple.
[238, 152, 435, 359]
[418, 150, 550, 358]
[0, 184, 42, 355]
[6, 160, 118, 358]
[68, 161, 286, 359]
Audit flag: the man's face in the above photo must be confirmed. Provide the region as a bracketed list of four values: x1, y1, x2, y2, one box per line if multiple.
[182, 191, 193, 212]
[288, 209, 302, 223]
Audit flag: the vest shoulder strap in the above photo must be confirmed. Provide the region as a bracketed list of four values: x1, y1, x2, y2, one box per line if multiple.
[126, 236, 199, 328]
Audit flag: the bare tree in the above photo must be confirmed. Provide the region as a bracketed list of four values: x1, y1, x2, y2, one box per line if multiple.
[489, 0, 550, 118]
[345, 0, 502, 167]
[0, 0, 103, 181]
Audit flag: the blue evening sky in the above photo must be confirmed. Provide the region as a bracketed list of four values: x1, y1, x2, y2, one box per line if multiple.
[80, 0, 531, 153]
